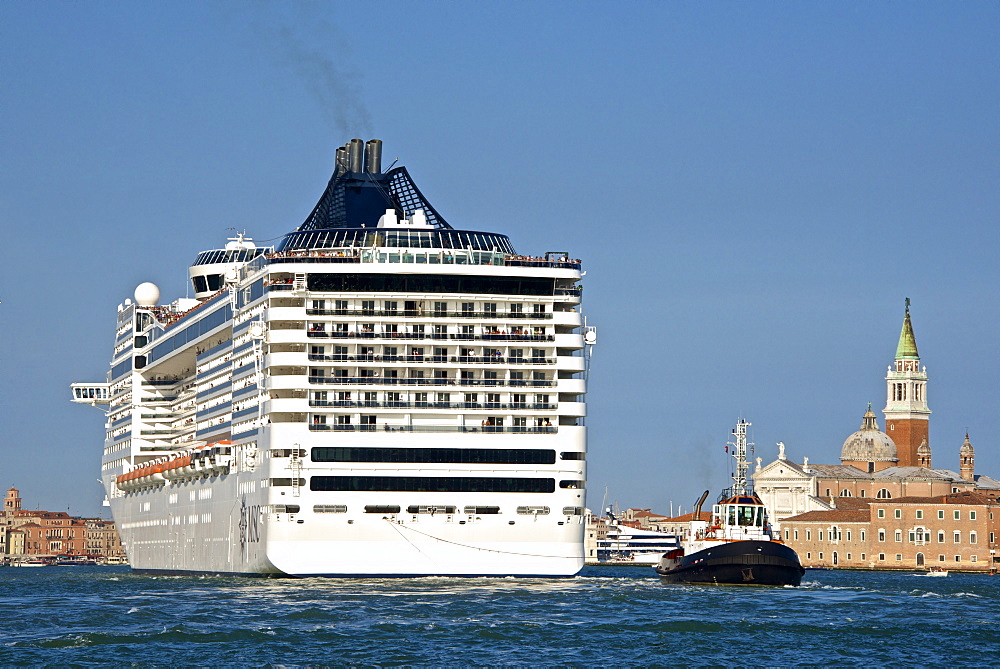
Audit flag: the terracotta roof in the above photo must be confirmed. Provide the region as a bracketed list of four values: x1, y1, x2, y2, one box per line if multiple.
[626, 509, 668, 519]
[14, 510, 72, 519]
[872, 491, 1000, 505]
[873, 466, 964, 481]
[658, 511, 713, 523]
[823, 497, 872, 510]
[974, 474, 1000, 490]
[805, 464, 870, 478]
[782, 508, 871, 523]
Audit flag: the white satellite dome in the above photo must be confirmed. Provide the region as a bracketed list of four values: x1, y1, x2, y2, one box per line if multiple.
[134, 282, 160, 307]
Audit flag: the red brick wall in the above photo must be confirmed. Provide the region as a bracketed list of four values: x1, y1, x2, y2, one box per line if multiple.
[886, 419, 929, 467]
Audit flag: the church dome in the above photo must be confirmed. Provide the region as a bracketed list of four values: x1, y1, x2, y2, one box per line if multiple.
[841, 405, 898, 463]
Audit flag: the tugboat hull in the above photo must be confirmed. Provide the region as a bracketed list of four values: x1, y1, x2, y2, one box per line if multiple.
[655, 540, 804, 586]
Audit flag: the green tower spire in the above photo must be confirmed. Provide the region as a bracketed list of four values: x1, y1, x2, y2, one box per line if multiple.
[895, 297, 919, 360]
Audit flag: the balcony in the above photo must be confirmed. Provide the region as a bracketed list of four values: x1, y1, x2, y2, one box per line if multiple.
[305, 308, 553, 320]
[305, 331, 554, 342]
[308, 400, 557, 411]
[306, 376, 557, 388]
[308, 424, 557, 434]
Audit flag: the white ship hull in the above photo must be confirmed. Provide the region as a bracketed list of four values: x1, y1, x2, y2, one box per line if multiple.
[80, 138, 590, 576]
[104, 429, 586, 577]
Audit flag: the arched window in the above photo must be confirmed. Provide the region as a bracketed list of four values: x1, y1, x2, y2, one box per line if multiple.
[840, 489, 852, 497]
[876, 488, 892, 499]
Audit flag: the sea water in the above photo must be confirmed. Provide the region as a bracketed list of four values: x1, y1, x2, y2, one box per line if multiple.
[1, 565, 996, 665]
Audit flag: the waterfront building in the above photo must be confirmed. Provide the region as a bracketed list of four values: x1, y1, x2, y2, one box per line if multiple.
[86, 519, 128, 563]
[780, 490, 1000, 572]
[754, 302, 1000, 527]
[751, 301, 1000, 571]
[0, 487, 124, 561]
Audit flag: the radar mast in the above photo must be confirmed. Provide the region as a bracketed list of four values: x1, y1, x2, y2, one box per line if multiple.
[728, 419, 754, 495]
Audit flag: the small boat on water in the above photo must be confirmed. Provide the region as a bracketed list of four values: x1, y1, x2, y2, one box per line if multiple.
[655, 419, 805, 587]
[599, 508, 681, 564]
[925, 566, 949, 577]
[55, 556, 99, 566]
[11, 558, 52, 567]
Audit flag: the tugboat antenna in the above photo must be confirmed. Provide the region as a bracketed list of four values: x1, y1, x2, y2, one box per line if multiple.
[727, 419, 754, 496]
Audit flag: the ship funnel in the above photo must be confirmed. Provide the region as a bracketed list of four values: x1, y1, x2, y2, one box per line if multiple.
[349, 138, 364, 172]
[692, 490, 710, 522]
[335, 146, 349, 175]
[364, 139, 382, 174]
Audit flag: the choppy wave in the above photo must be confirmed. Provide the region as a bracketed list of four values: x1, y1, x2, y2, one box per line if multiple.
[0, 566, 997, 665]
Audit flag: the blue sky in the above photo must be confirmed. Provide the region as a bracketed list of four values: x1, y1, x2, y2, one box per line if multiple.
[2, 2, 997, 517]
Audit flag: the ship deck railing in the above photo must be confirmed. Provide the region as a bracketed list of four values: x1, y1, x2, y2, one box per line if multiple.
[306, 354, 555, 365]
[306, 332, 554, 342]
[304, 376, 556, 388]
[307, 424, 557, 434]
[308, 400, 557, 410]
[259, 250, 580, 270]
[305, 308, 554, 320]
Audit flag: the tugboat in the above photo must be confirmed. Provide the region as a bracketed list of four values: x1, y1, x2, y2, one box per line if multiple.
[655, 419, 805, 586]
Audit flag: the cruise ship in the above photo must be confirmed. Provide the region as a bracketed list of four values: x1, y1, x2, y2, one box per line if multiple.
[71, 139, 592, 576]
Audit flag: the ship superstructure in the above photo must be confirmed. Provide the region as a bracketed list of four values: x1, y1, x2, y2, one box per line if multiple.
[72, 139, 591, 576]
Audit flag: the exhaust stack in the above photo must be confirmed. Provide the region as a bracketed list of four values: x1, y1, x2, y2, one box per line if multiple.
[349, 138, 364, 173]
[364, 139, 382, 174]
[692, 490, 710, 522]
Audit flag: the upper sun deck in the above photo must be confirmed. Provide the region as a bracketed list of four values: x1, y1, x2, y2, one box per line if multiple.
[189, 138, 581, 299]
[252, 247, 581, 272]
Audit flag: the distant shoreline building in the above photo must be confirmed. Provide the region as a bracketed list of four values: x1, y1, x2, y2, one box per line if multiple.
[0, 487, 126, 563]
[753, 301, 1000, 572]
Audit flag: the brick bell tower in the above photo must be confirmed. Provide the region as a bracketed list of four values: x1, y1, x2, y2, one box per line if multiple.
[884, 299, 930, 467]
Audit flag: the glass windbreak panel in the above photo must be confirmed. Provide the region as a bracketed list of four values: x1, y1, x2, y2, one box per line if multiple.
[311, 476, 556, 493]
[307, 274, 555, 296]
[277, 229, 516, 254]
[311, 447, 556, 465]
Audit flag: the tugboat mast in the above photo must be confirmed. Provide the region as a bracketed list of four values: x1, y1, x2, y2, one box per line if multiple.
[728, 419, 754, 495]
